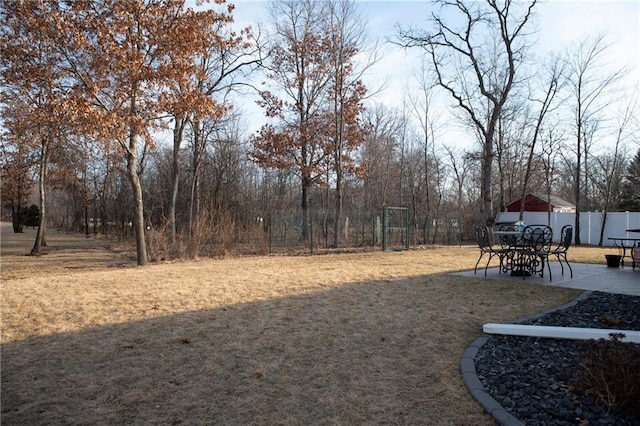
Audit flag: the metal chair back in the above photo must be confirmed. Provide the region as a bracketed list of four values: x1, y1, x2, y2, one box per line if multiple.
[497, 223, 519, 248]
[475, 225, 491, 250]
[522, 225, 553, 252]
[552, 224, 573, 278]
[556, 225, 573, 252]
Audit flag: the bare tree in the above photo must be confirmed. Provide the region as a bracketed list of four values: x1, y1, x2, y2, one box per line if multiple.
[516, 53, 566, 220]
[359, 105, 405, 211]
[399, 0, 537, 225]
[565, 34, 628, 244]
[179, 13, 263, 247]
[406, 59, 444, 243]
[444, 145, 473, 238]
[38, 0, 234, 265]
[1, 1, 72, 254]
[324, 0, 370, 248]
[541, 126, 564, 225]
[594, 90, 637, 245]
[0, 137, 36, 234]
[494, 100, 528, 213]
[251, 0, 334, 241]
[619, 148, 640, 212]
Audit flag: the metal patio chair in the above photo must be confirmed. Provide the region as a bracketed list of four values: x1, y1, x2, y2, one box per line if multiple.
[550, 224, 573, 278]
[474, 225, 512, 276]
[519, 225, 553, 281]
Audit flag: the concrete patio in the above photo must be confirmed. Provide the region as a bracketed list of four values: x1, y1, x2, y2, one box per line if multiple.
[456, 261, 640, 296]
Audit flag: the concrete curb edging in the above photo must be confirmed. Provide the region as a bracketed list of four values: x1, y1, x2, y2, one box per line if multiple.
[460, 291, 593, 425]
[483, 323, 640, 343]
[461, 336, 525, 426]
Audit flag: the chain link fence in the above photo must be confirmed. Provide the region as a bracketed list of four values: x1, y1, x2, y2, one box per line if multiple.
[268, 208, 467, 254]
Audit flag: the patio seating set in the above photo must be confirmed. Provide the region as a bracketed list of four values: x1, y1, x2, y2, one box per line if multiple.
[474, 223, 573, 282]
[607, 228, 640, 269]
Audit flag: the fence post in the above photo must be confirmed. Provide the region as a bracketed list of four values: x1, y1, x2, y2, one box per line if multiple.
[405, 208, 410, 250]
[626, 211, 630, 236]
[382, 207, 388, 251]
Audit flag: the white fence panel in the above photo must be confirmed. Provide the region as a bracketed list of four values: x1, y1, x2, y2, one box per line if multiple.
[496, 211, 640, 246]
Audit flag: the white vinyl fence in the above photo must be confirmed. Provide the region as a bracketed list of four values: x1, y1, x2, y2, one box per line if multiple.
[496, 211, 640, 246]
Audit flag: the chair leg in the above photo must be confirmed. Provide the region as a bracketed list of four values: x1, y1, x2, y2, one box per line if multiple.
[563, 254, 573, 278]
[556, 254, 565, 275]
[474, 252, 485, 274]
[538, 255, 548, 280]
[484, 252, 494, 277]
[500, 252, 509, 274]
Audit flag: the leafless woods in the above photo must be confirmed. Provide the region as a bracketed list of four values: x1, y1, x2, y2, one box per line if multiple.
[1, 0, 638, 262]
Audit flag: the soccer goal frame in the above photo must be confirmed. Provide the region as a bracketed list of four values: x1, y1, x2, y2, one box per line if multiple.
[382, 207, 410, 251]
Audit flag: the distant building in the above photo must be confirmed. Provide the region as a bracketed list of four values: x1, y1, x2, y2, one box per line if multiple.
[506, 194, 576, 213]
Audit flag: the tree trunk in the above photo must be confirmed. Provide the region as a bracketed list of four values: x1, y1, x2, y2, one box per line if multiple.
[301, 175, 310, 242]
[332, 101, 344, 248]
[431, 193, 442, 245]
[31, 139, 49, 255]
[84, 202, 89, 236]
[333, 170, 343, 248]
[189, 119, 203, 242]
[12, 205, 24, 233]
[126, 146, 148, 266]
[519, 136, 537, 222]
[482, 130, 495, 226]
[423, 133, 430, 245]
[121, 105, 149, 267]
[574, 110, 582, 245]
[546, 167, 553, 226]
[169, 116, 186, 246]
[125, 89, 148, 266]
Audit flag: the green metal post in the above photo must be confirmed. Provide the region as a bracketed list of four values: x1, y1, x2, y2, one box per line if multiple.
[382, 207, 388, 251]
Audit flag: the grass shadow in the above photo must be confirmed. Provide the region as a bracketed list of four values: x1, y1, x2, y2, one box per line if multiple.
[1, 273, 579, 425]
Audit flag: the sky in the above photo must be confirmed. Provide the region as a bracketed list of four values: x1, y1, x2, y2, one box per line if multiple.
[224, 0, 640, 149]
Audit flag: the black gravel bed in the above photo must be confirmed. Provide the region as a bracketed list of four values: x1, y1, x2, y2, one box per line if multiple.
[475, 291, 640, 426]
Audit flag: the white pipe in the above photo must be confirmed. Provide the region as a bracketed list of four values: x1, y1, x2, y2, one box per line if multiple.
[483, 323, 640, 343]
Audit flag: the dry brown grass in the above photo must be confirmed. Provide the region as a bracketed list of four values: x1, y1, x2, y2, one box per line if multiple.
[1, 223, 613, 425]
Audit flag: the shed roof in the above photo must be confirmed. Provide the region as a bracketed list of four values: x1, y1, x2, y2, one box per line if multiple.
[532, 194, 575, 208]
[507, 193, 575, 209]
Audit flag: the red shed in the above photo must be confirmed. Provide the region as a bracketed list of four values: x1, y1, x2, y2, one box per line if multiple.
[506, 194, 575, 213]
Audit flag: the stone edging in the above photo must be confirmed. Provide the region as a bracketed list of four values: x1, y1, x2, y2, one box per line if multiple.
[460, 291, 593, 426]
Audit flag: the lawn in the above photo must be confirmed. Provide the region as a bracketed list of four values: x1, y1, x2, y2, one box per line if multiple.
[1, 223, 612, 425]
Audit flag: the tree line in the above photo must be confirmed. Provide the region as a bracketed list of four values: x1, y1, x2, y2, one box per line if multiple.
[2, 0, 639, 265]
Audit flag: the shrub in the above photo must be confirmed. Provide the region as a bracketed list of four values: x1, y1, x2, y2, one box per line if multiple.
[572, 333, 640, 418]
[23, 204, 40, 228]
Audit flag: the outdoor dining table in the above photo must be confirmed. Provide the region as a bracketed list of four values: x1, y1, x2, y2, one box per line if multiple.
[608, 232, 640, 269]
[493, 226, 554, 279]
[493, 229, 531, 277]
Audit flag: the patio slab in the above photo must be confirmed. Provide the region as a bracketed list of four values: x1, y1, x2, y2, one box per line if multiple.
[455, 261, 640, 296]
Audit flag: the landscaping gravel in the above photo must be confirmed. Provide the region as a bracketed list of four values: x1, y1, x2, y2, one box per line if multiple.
[475, 291, 640, 426]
